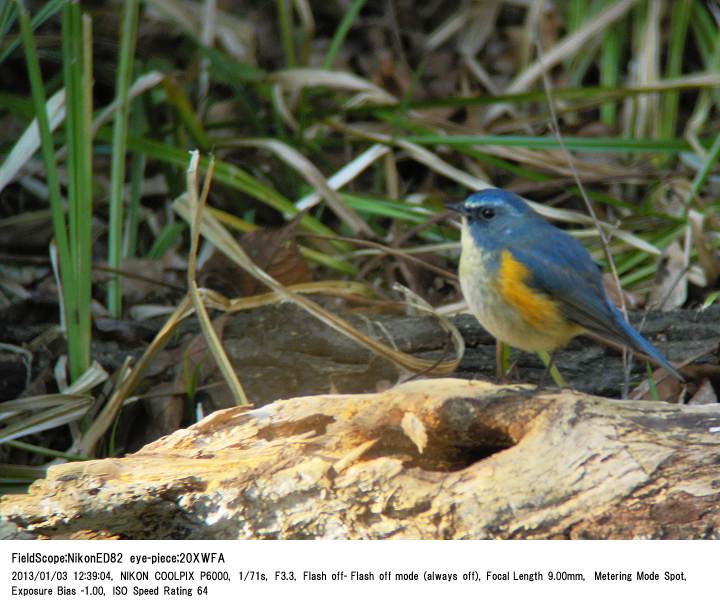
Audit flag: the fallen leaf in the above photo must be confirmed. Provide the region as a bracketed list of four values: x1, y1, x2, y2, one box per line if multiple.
[628, 368, 683, 402]
[201, 214, 311, 297]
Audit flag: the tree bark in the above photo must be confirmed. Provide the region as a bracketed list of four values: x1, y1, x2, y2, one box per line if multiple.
[2, 378, 718, 539]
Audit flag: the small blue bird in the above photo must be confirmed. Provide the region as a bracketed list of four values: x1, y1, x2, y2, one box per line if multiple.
[446, 188, 682, 381]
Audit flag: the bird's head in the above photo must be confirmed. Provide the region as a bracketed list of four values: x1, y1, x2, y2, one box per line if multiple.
[445, 189, 534, 232]
[446, 189, 541, 253]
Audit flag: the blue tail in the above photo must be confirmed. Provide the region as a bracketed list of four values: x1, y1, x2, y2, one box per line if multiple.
[609, 305, 683, 381]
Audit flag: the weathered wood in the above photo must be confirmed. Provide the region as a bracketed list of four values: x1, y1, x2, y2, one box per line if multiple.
[2, 379, 718, 539]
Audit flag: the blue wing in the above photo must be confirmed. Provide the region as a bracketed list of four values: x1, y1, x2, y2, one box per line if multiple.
[505, 217, 681, 380]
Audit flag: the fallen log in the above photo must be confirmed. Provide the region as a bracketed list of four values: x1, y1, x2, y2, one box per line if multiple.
[140, 302, 720, 413]
[2, 379, 718, 539]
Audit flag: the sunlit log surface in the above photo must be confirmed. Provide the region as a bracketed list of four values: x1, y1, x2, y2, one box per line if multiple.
[2, 378, 719, 539]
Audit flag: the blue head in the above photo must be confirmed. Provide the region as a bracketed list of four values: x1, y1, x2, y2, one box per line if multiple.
[446, 189, 540, 249]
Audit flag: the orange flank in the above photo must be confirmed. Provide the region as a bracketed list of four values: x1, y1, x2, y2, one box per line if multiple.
[497, 250, 560, 328]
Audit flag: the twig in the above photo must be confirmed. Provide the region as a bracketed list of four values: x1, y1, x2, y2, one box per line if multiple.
[297, 232, 458, 281]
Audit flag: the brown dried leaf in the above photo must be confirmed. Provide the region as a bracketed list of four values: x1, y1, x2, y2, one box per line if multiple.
[143, 381, 183, 445]
[628, 369, 683, 403]
[201, 215, 311, 297]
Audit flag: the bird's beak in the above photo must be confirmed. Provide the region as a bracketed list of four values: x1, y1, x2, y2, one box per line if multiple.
[444, 201, 464, 214]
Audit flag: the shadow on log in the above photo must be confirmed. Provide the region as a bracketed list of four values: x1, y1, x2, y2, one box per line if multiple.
[2, 379, 719, 539]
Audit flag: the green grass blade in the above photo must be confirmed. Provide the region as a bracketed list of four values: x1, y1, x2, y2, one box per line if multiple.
[107, 0, 140, 317]
[691, 133, 720, 195]
[690, 3, 720, 109]
[122, 92, 146, 258]
[537, 350, 566, 388]
[645, 363, 660, 400]
[162, 77, 209, 149]
[690, 2, 716, 62]
[16, 0, 78, 379]
[61, 2, 92, 381]
[404, 134, 697, 153]
[108, 132, 349, 247]
[322, 0, 367, 69]
[660, 0, 691, 140]
[341, 193, 433, 224]
[0, 1, 16, 40]
[147, 222, 186, 259]
[298, 246, 357, 275]
[600, 2, 623, 125]
[0, 0, 64, 64]
[6, 439, 89, 461]
[78, 13, 93, 377]
[346, 79, 720, 116]
[276, 0, 296, 67]
[0, 463, 48, 482]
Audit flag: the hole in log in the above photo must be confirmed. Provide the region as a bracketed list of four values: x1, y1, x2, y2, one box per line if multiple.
[363, 392, 538, 472]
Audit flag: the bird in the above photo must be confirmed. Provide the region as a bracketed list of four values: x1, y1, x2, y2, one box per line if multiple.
[446, 188, 683, 381]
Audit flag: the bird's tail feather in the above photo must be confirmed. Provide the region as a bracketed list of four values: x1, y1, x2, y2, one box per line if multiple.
[608, 305, 683, 381]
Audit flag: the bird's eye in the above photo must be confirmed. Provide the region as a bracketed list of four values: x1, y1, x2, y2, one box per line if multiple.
[480, 207, 495, 219]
